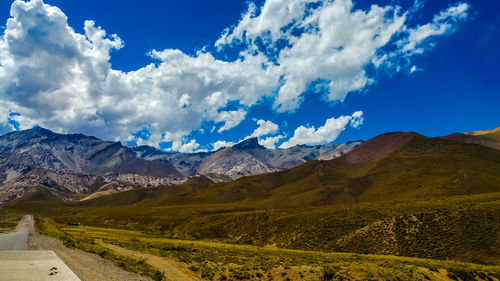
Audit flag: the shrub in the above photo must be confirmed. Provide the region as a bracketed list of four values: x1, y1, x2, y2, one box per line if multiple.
[153, 270, 166, 281]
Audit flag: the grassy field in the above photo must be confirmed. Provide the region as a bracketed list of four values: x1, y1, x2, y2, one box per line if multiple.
[30, 216, 500, 281]
[12, 192, 500, 264]
[7, 192, 500, 280]
[32, 215, 165, 280]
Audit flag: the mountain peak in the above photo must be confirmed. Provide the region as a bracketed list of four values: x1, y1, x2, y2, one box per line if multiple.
[5, 126, 57, 139]
[232, 137, 264, 150]
[31, 126, 56, 134]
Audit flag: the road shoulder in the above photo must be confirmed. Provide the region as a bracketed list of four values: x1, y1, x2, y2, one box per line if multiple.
[28, 231, 151, 281]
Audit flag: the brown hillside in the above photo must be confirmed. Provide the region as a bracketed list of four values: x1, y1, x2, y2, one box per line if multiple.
[345, 132, 421, 165]
[441, 133, 500, 150]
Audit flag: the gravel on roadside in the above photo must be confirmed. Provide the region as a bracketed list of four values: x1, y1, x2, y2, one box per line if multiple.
[28, 232, 152, 281]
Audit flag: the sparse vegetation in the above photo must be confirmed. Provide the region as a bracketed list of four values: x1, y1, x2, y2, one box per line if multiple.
[11, 192, 500, 264]
[32, 216, 161, 280]
[23, 217, 500, 280]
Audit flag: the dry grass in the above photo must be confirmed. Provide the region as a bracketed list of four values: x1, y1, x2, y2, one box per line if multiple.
[33, 219, 500, 281]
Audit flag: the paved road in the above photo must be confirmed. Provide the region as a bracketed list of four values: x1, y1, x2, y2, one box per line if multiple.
[0, 215, 31, 250]
[0, 250, 81, 281]
[0, 215, 81, 281]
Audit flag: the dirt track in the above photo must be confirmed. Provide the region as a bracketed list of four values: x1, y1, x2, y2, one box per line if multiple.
[97, 240, 199, 281]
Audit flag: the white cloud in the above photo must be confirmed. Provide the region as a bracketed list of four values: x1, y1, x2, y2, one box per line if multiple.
[349, 110, 364, 128]
[259, 135, 285, 149]
[399, 3, 469, 55]
[217, 0, 469, 112]
[279, 111, 363, 148]
[250, 119, 282, 148]
[211, 140, 236, 151]
[250, 119, 279, 138]
[215, 1, 311, 47]
[179, 93, 191, 108]
[215, 109, 247, 133]
[0, 0, 279, 149]
[0, 0, 470, 151]
[211, 119, 282, 150]
[170, 139, 203, 153]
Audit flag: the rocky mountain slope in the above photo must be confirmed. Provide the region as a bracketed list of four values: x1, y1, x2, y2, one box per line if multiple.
[131, 137, 362, 180]
[0, 127, 182, 178]
[0, 127, 184, 204]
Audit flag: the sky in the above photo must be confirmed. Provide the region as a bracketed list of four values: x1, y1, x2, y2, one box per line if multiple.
[0, 0, 498, 152]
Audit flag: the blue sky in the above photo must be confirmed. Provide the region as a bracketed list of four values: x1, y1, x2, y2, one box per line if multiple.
[0, 0, 498, 152]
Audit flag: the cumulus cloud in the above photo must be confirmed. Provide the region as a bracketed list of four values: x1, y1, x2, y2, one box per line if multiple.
[210, 119, 282, 150]
[169, 139, 205, 153]
[0, 0, 470, 151]
[215, 109, 248, 133]
[0, 0, 279, 149]
[260, 135, 285, 149]
[250, 119, 283, 149]
[0, 0, 123, 133]
[349, 111, 364, 128]
[250, 119, 279, 138]
[211, 140, 236, 151]
[279, 111, 363, 148]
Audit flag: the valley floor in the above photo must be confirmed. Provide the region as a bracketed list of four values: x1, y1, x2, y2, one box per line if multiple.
[6, 190, 500, 280]
[34, 218, 500, 281]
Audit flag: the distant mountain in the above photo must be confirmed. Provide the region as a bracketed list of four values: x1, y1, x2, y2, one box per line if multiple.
[0, 127, 183, 204]
[130, 137, 362, 180]
[130, 145, 213, 176]
[0, 127, 361, 204]
[88, 130, 500, 209]
[0, 127, 181, 177]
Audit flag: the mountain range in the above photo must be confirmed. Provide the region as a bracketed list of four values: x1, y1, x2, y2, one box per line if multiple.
[10, 126, 500, 269]
[130, 137, 361, 180]
[13, 125, 497, 209]
[86, 127, 500, 209]
[0, 127, 360, 205]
